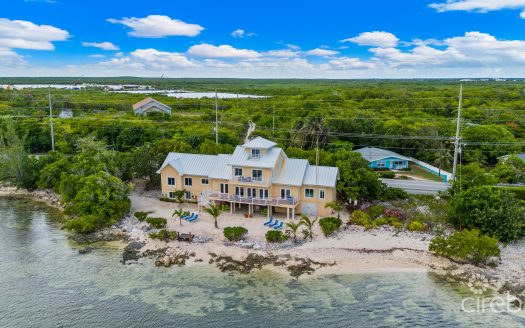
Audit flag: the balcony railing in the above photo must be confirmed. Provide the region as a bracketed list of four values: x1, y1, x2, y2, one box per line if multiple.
[232, 176, 265, 184]
[204, 190, 298, 206]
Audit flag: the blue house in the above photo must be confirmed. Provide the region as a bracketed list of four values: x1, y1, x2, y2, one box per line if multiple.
[355, 147, 410, 170]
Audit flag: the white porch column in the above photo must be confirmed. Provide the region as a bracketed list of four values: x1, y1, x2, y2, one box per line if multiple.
[292, 207, 295, 220]
[230, 202, 233, 213]
[286, 208, 289, 219]
[267, 206, 270, 219]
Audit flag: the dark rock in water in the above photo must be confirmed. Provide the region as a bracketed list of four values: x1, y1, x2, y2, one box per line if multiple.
[215, 253, 279, 274]
[78, 246, 94, 254]
[121, 241, 145, 264]
[70, 229, 124, 244]
[499, 282, 525, 308]
[155, 251, 191, 267]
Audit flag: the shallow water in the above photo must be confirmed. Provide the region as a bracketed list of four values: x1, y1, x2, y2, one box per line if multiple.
[0, 197, 524, 328]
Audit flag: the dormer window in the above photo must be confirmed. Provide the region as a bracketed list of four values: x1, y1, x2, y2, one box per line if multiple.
[251, 148, 260, 159]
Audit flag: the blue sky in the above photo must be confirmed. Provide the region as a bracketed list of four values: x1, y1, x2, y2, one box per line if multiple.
[2, 0, 525, 78]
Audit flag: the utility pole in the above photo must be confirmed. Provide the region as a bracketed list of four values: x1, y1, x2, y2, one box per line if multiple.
[215, 91, 219, 145]
[452, 84, 463, 181]
[272, 105, 275, 138]
[48, 86, 55, 151]
[315, 131, 320, 185]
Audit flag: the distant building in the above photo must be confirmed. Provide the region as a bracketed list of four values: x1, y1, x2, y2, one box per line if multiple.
[58, 109, 73, 118]
[355, 147, 410, 170]
[132, 97, 171, 116]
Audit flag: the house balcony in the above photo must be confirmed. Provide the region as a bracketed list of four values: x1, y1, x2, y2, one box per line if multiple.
[203, 190, 298, 208]
[230, 176, 269, 186]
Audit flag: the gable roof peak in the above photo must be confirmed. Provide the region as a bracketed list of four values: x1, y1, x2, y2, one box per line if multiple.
[242, 136, 277, 149]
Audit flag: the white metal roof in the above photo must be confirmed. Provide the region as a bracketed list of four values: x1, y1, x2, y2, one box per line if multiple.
[272, 158, 309, 186]
[242, 136, 277, 149]
[228, 145, 285, 168]
[208, 154, 232, 180]
[156, 153, 217, 176]
[355, 147, 411, 163]
[302, 165, 339, 188]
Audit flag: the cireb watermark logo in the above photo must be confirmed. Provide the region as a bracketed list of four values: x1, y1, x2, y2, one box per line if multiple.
[461, 273, 523, 314]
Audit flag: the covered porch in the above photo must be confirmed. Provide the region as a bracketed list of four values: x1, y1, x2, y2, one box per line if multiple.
[199, 190, 299, 219]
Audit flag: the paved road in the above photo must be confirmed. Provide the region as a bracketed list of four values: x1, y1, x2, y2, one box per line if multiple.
[381, 178, 450, 195]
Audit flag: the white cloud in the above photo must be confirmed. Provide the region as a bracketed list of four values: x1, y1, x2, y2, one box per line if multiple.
[82, 41, 119, 51]
[107, 15, 204, 38]
[327, 57, 376, 69]
[188, 44, 260, 58]
[265, 49, 301, 57]
[230, 29, 256, 38]
[98, 48, 198, 71]
[0, 47, 24, 65]
[341, 31, 399, 48]
[305, 48, 339, 56]
[0, 18, 69, 50]
[430, 0, 525, 18]
[89, 54, 105, 58]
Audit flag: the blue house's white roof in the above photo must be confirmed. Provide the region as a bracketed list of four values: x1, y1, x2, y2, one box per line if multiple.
[355, 147, 411, 163]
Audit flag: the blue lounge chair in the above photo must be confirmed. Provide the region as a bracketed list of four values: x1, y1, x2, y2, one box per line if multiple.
[273, 222, 284, 230]
[184, 213, 195, 221]
[263, 218, 274, 226]
[188, 214, 199, 222]
[268, 220, 279, 228]
[181, 213, 191, 220]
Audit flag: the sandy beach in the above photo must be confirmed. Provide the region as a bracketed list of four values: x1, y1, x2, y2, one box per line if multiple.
[127, 191, 525, 299]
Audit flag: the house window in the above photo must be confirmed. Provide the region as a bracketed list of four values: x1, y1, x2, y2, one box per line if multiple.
[220, 183, 229, 194]
[185, 191, 192, 200]
[320, 189, 325, 199]
[376, 160, 386, 168]
[393, 160, 404, 166]
[305, 188, 314, 198]
[234, 168, 243, 176]
[169, 192, 175, 199]
[167, 177, 175, 186]
[251, 149, 260, 159]
[184, 177, 193, 186]
[259, 189, 268, 199]
[201, 178, 209, 185]
[280, 189, 291, 199]
[252, 169, 263, 181]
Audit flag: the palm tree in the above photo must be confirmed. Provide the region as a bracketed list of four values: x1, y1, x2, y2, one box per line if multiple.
[285, 221, 303, 242]
[434, 146, 453, 179]
[172, 209, 190, 226]
[292, 116, 327, 150]
[204, 204, 221, 229]
[172, 189, 186, 211]
[299, 215, 318, 240]
[325, 201, 343, 219]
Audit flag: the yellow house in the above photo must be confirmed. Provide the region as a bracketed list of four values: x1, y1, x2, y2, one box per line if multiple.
[156, 137, 339, 218]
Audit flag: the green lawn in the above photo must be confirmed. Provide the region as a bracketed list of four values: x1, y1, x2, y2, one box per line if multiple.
[395, 164, 446, 182]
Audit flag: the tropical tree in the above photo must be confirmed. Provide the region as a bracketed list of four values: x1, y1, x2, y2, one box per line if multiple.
[204, 203, 221, 229]
[299, 215, 318, 240]
[434, 146, 453, 178]
[325, 201, 343, 219]
[292, 116, 328, 149]
[172, 189, 186, 211]
[172, 209, 190, 226]
[285, 221, 303, 242]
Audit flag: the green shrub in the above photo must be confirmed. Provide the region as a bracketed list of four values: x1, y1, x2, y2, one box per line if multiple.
[159, 197, 177, 203]
[407, 221, 426, 232]
[149, 229, 178, 241]
[368, 204, 385, 218]
[134, 211, 149, 222]
[265, 230, 289, 243]
[319, 217, 343, 236]
[220, 203, 230, 211]
[372, 217, 389, 227]
[382, 187, 409, 200]
[146, 217, 167, 229]
[223, 226, 248, 241]
[429, 230, 500, 266]
[349, 210, 371, 226]
[379, 171, 395, 179]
